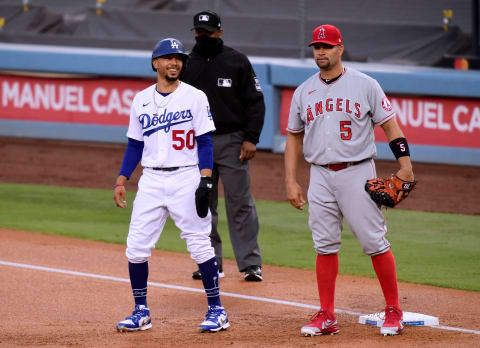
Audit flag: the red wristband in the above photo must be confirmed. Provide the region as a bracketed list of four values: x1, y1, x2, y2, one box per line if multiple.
[114, 184, 124, 188]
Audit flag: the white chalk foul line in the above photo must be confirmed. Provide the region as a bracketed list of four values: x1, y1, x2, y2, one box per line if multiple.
[1, 260, 479, 336]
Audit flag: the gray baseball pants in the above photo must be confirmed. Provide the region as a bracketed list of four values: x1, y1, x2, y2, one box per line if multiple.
[209, 131, 262, 272]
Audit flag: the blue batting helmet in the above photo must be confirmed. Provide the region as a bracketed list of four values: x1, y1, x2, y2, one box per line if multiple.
[151, 38, 188, 72]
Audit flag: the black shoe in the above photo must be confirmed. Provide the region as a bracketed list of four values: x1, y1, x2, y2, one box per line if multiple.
[192, 269, 202, 280]
[192, 268, 224, 280]
[244, 265, 262, 281]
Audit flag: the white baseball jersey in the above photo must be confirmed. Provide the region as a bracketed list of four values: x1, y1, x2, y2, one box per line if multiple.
[127, 82, 215, 168]
[287, 67, 395, 164]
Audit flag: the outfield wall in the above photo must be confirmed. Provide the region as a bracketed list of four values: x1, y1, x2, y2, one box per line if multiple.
[1, 43, 479, 166]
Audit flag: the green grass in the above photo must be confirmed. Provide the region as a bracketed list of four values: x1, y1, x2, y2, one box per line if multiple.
[1, 183, 479, 291]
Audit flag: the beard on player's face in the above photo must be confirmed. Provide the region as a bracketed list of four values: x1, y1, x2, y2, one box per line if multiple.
[155, 56, 183, 82]
[314, 45, 341, 70]
[159, 65, 182, 82]
[316, 59, 331, 69]
[165, 74, 179, 82]
[159, 68, 180, 82]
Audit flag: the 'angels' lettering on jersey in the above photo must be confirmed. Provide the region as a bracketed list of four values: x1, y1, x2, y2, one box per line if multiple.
[287, 67, 395, 164]
[140, 108, 193, 136]
[306, 98, 361, 125]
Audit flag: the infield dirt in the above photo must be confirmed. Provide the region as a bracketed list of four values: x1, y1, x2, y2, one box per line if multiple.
[0, 137, 479, 347]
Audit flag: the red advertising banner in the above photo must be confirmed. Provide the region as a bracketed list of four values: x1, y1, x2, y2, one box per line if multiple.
[279, 88, 480, 149]
[0, 74, 153, 125]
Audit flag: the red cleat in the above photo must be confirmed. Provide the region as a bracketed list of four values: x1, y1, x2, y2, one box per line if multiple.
[381, 305, 404, 336]
[301, 310, 339, 336]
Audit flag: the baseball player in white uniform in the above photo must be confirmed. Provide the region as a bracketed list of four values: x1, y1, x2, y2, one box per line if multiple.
[113, 38, 229, 333]
[284, 25, 414, 337]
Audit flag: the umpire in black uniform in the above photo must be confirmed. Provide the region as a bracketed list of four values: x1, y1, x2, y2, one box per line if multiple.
[182, 10, 265, 281]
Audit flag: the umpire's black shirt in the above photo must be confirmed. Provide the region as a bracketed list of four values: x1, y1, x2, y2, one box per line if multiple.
[182, 39, 265, 144]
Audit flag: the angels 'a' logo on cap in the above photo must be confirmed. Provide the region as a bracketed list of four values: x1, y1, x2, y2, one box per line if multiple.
[381, 96, 393, 111]
[199, 14, 209, 21]
[318, 27, 326, 39]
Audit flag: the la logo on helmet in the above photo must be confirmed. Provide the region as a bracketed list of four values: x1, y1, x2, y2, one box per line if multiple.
[170, 40, 179, 49]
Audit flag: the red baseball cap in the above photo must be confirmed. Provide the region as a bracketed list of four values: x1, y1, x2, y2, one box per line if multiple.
[309, 24, 343, 46]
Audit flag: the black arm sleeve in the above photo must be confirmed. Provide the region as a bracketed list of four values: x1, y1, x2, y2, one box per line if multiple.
[238, 56, 266, 144]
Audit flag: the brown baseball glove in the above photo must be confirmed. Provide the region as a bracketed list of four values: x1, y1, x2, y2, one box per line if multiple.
[365, 175, 417, 208]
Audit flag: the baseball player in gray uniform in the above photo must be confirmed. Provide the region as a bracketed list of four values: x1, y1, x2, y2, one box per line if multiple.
[113, 38, 229, 333]
[284, 24, 414, 337]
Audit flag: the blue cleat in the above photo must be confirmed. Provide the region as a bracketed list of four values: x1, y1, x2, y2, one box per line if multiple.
[199, 305, 230, 332]
[117, 304, 152, 332]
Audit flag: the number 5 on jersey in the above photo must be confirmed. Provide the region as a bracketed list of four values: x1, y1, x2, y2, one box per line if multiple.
[340, 121, 352, 140]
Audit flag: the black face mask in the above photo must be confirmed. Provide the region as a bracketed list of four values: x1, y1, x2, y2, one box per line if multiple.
[194, 36, 223, 56]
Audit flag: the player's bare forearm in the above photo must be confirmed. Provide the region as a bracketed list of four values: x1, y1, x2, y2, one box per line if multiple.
[285, 132, 306, 210]
[284, 132, 304, 182]
[380, 118, 404, 140]
[380, 118, 414, 181]
[113, 175, 128, 208]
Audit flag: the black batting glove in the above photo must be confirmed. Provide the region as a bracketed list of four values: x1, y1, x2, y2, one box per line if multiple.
[195, 176, 213, 218]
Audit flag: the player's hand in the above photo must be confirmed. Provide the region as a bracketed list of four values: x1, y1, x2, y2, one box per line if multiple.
[114, 185, 127, 208]
[239, 141, 256, 162]
[286, 180, 306, 210]
[395, 166, 414, 182]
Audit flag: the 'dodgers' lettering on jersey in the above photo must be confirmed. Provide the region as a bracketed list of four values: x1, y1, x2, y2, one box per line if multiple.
[306, 98, 361, 125]
[139, 108, 193, 136]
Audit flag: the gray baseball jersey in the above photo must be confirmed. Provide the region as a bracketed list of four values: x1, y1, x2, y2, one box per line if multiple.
[287, 67, 395, 164]
[287, 67, 394, 256]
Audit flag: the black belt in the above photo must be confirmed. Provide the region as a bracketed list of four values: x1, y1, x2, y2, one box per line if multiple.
[318, 158, 369, 171]
[151, 167, 180, 172]
[150, 165, 197, 172]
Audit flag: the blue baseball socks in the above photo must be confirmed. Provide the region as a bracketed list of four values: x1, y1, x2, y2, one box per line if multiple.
[198, 257, 222, 307]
